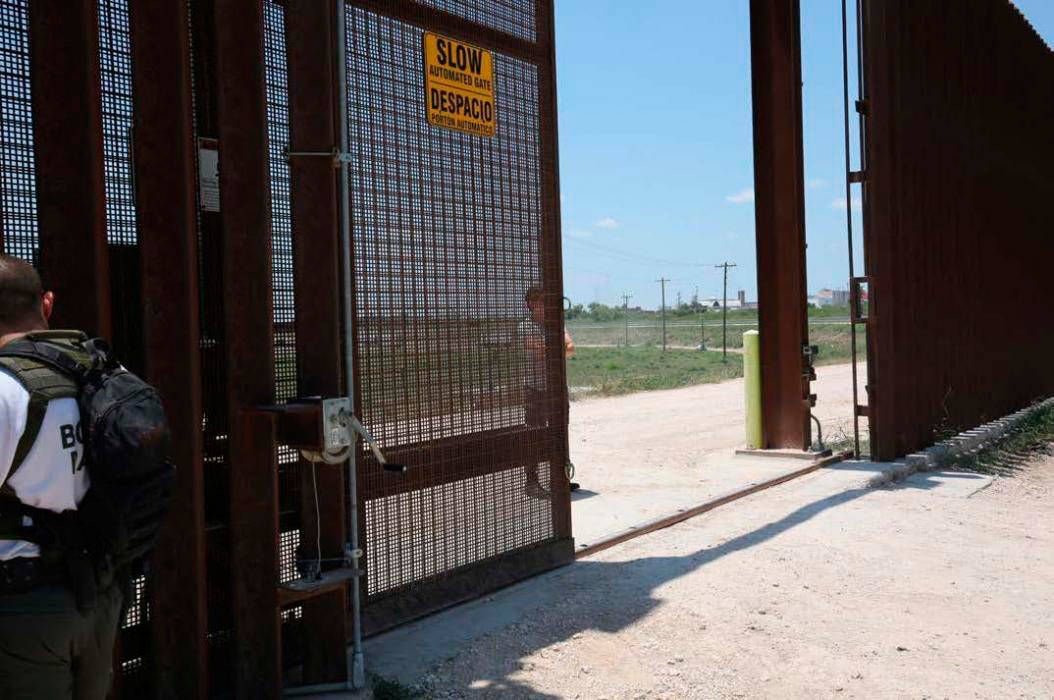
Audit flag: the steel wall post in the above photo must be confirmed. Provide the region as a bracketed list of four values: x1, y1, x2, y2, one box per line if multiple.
[536, 0, 572, 541]
[128, 0, 209, 696]
[286, 0, 349, 684]
[749, 0, 811, 449]
[230, 410, 281, 699]
[28, 0, 111, 337]
[212, 0, 279, 695]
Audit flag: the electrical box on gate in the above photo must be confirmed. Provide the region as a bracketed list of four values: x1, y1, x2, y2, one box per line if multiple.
[321, 397, 352, 453]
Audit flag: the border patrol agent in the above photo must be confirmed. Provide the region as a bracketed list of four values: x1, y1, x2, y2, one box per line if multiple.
[0, 255, 122, 700]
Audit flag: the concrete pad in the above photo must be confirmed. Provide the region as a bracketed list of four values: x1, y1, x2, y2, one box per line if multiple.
[897, 470, 994, 497]
[571, 451, 832, 549]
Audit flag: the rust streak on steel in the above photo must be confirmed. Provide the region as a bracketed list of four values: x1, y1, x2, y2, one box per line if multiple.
[212, 0, 278, 695]
[749, 0, 811, 449]
[861, 0, 1054, 460]
[286, 0, 349, 684]
[28, 0, 111, 337]
[129, 0, 208, 696]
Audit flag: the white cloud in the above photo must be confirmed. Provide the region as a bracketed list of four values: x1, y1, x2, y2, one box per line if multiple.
[830, 196, 862, 211]
[807, 178, 827, 189]
[566, 228, 592, 239]
[560, 193, 566, 203]
[594, 216, 618, 229]
[725, 188, 754, 204]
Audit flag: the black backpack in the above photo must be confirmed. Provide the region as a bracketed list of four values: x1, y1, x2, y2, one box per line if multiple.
[0, 331, 174, 588]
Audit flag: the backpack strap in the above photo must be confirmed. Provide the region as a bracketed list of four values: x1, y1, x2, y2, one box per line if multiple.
[0, 332, 92, 380]
[0, 337, 85, 545]
[0, 347, 82, 491]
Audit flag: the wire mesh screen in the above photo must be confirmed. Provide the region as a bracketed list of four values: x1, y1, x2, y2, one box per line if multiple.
[365, 464, 553, 597]
[99, 0, 145, 378]
[412, 0, 536, 41]
[343, 2, 564, 610]
[263, 0, 303, 595]
[99, 0, 136, 248]
[263, 0, 297, 404]
[0, 0, 36, 261]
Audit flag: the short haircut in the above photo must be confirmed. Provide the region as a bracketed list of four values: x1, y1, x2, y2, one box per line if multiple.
[0, 255, 43, 328]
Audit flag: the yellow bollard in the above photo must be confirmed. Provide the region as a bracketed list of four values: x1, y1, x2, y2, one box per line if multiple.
[744, 330, 762, 448]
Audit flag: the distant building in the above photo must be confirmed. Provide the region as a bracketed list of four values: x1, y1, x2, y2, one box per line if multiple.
[700, 289, 756, 310]
[813, 288, 849, 307]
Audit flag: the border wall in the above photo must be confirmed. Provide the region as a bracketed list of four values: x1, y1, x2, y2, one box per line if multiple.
[862, 0, 1054, 460]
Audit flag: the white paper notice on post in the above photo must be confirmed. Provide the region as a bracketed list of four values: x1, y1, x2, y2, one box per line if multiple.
[198, 145, 220, 212]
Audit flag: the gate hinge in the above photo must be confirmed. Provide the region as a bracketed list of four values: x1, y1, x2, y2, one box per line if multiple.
[848, 169, 867, 184]
[855, 99, 870, 115]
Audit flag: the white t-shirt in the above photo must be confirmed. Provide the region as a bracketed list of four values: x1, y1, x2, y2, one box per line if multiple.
[0, 368, 89, 560]
[517, 318, 547, 391]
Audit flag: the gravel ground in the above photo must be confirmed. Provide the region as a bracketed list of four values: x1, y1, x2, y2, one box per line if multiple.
[569, 362, 865, 544]
[397, 452, 1054, 699]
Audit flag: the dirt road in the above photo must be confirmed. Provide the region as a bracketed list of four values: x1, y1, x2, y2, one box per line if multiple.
[569, 362, 865, 545]
[570, 360, 861, 461]
[373, 450, 1054, 699]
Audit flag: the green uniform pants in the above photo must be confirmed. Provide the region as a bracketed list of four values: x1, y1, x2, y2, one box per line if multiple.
[0, 582, 123, 700]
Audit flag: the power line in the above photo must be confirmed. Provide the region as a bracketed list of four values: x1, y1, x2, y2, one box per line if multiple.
[566, 236, 717, 268]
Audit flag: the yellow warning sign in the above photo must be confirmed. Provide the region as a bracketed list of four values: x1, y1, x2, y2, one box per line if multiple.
[423, 32, 495, 138]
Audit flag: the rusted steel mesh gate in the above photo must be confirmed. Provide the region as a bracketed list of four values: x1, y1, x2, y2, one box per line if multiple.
[0, 0, 570, 696]
[858, 0, 1054, 460]
[340, 0, 571, 635]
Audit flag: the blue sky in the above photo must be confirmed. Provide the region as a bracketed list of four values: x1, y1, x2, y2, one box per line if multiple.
[554, 1, 1054, 310]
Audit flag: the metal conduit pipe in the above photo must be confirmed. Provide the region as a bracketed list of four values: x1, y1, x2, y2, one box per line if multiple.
[334, 0, 366, 688]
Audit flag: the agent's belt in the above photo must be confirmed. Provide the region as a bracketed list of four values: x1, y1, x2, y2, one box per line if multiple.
[0, 556, 66, 595]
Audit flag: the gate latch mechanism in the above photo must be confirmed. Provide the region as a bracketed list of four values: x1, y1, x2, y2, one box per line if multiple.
[296, 397, 407, 473]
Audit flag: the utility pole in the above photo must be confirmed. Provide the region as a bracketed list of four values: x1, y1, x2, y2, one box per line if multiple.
[696, 285, 705, 350]
[621, 293, 632, 347]
[676, 290, 682, 310]
[714, 262, 737, 360]
[656, 278, 669, 352]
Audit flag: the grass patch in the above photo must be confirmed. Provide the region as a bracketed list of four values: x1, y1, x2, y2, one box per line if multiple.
[822, 425, 870, 458]
[566, 320, 865, 366]
[948, 403, 1054, 476]
[371, 674, 423, 700]
[566, 346, 742, 399]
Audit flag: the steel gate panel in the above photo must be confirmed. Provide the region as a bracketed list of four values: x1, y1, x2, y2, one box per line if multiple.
[861, 0, 1054, 460]
[341, 0, 571, 633]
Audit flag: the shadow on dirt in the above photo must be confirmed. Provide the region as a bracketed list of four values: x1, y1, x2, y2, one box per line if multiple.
[369, 475, 945, 698]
